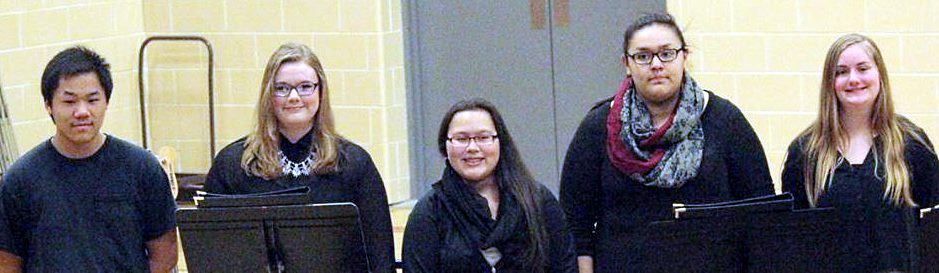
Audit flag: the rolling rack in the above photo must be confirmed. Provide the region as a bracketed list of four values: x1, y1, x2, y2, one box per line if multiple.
[138, 35, 215, 202]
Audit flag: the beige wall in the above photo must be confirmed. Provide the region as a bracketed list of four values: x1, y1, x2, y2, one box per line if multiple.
[0, 0, 145, 155]
[668, 0, 939, 191]
[0, 0, 409, 202]
[140, 0, 410, 202]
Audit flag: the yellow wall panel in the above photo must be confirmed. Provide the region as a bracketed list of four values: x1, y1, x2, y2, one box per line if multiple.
[730, 0, 797, 32]
[865, 0, 939, 32]
[283, 0, 340, 32]
[170, 0, 226, 32]
[694, 35, 766, 72]
[340, 0, 379, 32]
[333, 107, 373, 144]
[226, 69, 263, 105]
[764, 35, 835, 72]
[226, 0, 282, 32]
[798, 0, 865, 33]
[142, 0, 171, 32]
[334, 71, 382, 106]
[215, 105, 254, 140]
[174, 69, 210, 105]
[1, 48, 45, 87]
[146, 70, 178, 104]
[735, 75, 804, 112]
[314, 34, 370, 70]
[892, 76, 939, 114]
[678, 0, 733, 33]
[70, 3, 115, 40]
[203, 34, 258, 69]
[901, 35, 939, 73]
[0, 14, 21, 50]
[23, 9, 68, 46]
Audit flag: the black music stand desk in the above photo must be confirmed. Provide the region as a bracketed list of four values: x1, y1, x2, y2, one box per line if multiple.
[177, 202, 370, 273]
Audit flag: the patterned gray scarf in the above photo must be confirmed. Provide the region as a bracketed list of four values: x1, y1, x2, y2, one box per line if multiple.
[619, 73, 706, 188]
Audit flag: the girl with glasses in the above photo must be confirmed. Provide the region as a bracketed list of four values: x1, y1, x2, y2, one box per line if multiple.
[559, 13, 774, 273]
[203, 43, 394, 272]
[781, 34, 939, 272]
[402, 98, 577, 273]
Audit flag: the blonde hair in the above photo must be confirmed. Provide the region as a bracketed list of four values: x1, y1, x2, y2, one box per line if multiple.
[797, 33, 928, 207]
[241, 43, 343, 179]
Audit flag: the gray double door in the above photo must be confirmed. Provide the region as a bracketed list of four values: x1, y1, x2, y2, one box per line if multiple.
[404, 0, 665, 197]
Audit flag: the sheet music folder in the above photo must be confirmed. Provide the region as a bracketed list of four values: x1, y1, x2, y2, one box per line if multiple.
[915, 205, 939, 273]
[177, 187, 371, 273]
[636, 193, 860, 273]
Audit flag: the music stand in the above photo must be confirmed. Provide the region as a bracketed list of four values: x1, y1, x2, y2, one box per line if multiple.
[177, 199, 370, 273]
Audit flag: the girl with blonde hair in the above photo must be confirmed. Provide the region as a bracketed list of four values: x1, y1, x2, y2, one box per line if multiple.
[204, 43, 394, 272]
[782, 33, 939, 272]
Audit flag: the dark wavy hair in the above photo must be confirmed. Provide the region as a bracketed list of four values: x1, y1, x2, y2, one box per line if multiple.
[436, 98, 548, 272]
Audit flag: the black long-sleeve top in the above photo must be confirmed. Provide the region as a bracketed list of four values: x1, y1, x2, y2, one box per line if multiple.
[559, 91, 774, 273]
[782, 131, 939, 272]
[402, 183, 577, 273]
[204, 133, 395, 273]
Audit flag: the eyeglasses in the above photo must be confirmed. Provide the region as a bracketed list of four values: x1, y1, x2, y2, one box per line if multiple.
[447, 134, 498, 147]
[626, 47, 685, 65]
[273, 82, 319, 97]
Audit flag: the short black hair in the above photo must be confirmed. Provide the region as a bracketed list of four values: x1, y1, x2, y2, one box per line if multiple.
[41, 46, 112, 105]
[622, 12, 686, 54]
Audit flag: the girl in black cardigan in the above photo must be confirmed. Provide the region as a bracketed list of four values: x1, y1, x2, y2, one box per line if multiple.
[559, 13, 774, 273]
[782, 33, 939, 272]
[403, 99, 577, 273]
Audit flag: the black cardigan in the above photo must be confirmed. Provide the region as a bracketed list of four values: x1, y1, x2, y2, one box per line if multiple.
[204, 137, 395, 273]
[402, 183, 577, 273]
[782, 131, 939, 272]
[559, 91, 774, 272]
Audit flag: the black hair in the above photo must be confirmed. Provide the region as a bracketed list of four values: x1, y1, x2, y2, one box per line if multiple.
[41, 46, 112, 105]
[622, 12, 687, 54]
[437, 98, 548, 272]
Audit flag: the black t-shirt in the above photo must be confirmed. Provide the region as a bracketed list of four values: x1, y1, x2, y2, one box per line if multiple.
[0, 135, 177, 272]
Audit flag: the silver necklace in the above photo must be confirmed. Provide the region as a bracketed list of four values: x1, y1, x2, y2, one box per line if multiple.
[279, 151, 315, 177]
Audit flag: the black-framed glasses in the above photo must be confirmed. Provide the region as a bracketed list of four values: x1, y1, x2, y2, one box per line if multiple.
[447, 134, 498, 147]
[273, 82, 320, 97]
[626, 47, 685, 65]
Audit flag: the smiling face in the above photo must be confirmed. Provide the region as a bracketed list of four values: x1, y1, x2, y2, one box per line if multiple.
[833, 43, 881, 113]
[45, 72, 108, 151]
[624, 23, 687, 105]
[272, 61, 320, 135]
[446, 109, 500, 184]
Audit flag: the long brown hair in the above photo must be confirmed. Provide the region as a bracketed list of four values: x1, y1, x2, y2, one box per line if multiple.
[437, 98, 548, 272]
[796, 33, 928, 207]
[241, 43, 343, 179]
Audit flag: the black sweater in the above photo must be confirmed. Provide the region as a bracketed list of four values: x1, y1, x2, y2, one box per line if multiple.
[559, 91, 774, 272]
[402, 183, 577, 273]
[204, 135, 395, 273]
[782, 132, 939, 272]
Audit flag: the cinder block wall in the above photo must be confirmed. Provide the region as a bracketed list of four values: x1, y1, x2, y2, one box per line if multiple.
[141, 0, 410, 202]
[0, 0, 410, 203]
[669, 0, 939, 191]
[0, 0, 145, 155]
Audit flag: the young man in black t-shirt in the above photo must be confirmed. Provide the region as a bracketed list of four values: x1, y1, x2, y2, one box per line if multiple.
[0, 47, 178, 272]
